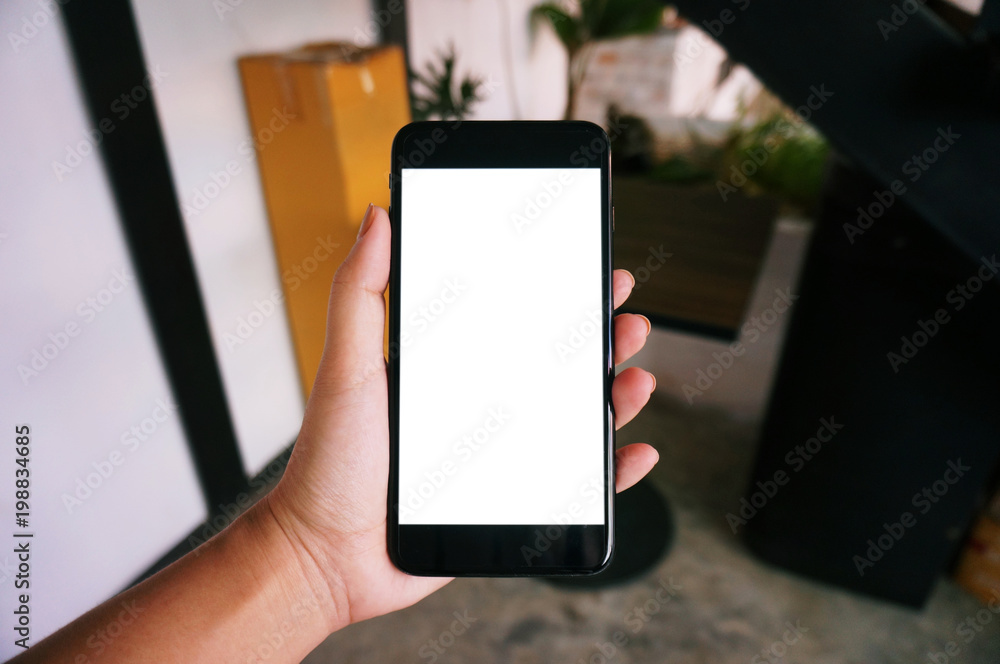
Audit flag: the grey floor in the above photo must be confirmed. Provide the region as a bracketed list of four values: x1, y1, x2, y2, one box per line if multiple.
[302, 219, 1000, 663]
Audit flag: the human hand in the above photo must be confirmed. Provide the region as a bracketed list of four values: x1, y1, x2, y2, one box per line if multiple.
[263, 204, 660, 631]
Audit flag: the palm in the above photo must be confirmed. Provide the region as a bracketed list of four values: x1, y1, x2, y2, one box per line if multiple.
[268, 206, 657, 625]
[273, 341, 450, 624]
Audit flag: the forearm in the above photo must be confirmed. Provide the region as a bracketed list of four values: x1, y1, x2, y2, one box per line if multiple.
[12, 497, 344, 664]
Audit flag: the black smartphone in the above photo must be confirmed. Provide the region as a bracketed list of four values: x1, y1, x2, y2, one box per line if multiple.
[387, 121, 614, 576]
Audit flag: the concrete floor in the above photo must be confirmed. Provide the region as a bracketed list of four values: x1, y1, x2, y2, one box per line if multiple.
[302, 218, 1000, 663]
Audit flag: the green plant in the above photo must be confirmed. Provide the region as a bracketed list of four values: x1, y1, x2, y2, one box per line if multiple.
[648, 154, 718, 184]
[645, 109, 829, 212]
[408, 45, 485, 122]
[717, 114, 829, 211]
[531, 0, 664, 120]
[646, 125, 724, 185]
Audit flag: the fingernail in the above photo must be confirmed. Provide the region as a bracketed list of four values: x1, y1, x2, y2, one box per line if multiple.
[648, 371, 657, 391]
[358, 203, 375, 239]
[638, 315, 651, 336]
[626, 270, 636, 289]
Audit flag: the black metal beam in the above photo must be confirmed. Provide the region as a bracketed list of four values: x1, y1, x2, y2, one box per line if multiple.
[978, 0, 1000, 37]
[670, 0, 1000, 264]
[59, 1, 246, 510]
[376, 0, 411, 65]
[133, 443, 293, 584]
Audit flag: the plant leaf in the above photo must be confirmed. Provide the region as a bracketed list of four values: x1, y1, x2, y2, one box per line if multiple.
[583, 0, 663, 39]
[531, 4, 583, 53]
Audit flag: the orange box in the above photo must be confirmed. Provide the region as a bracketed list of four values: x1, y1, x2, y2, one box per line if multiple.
[239, 43, 409, 397]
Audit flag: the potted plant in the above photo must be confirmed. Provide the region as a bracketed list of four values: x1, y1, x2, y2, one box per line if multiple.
[408, 45, 488, 121]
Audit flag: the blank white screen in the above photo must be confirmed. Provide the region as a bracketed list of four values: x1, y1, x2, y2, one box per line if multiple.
[398, 168, 605, 525]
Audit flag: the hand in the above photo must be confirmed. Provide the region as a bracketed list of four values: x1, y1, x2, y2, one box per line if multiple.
[264, 205, 660, 631]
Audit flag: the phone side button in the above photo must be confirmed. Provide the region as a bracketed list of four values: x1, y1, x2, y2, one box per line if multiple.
[612, 206, 615, 231]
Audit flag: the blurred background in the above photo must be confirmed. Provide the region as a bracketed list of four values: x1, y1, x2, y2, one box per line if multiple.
[2, 0, 1000, 661]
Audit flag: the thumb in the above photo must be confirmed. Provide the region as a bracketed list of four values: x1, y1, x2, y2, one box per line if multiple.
[311, 204, 391, 399]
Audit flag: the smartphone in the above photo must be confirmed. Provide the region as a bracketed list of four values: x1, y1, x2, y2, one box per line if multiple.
[387, 121, 614, 576]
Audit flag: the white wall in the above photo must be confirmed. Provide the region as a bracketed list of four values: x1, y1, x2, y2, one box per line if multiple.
[130, 0, 375, 475]
[0, 0, 371, 655]
[407, 0, 567, 120]
[406, 4, 760, 138]
[0, 2, 206, 654]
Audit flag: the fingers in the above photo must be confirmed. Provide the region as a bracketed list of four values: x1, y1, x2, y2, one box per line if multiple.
[614, 313, 650, 365]
[312, 205, 390, 395]
[612, 269, 634, 310]
[612, 366, 656, 430]
[615, 443, 659, 492]
[610, 275, 657, 489]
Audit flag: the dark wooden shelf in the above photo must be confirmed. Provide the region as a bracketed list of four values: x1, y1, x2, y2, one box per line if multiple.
[612, 176, 779, 340]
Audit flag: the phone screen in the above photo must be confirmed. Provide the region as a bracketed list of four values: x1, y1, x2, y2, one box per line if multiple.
[388, 121, 613, 575]
[397, 167, 605, 526]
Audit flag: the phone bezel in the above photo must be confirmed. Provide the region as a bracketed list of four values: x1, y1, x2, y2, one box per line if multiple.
[386, 121, 615, 576]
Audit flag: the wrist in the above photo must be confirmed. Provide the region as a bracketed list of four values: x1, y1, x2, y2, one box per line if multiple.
[238, 493, 352, 635]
